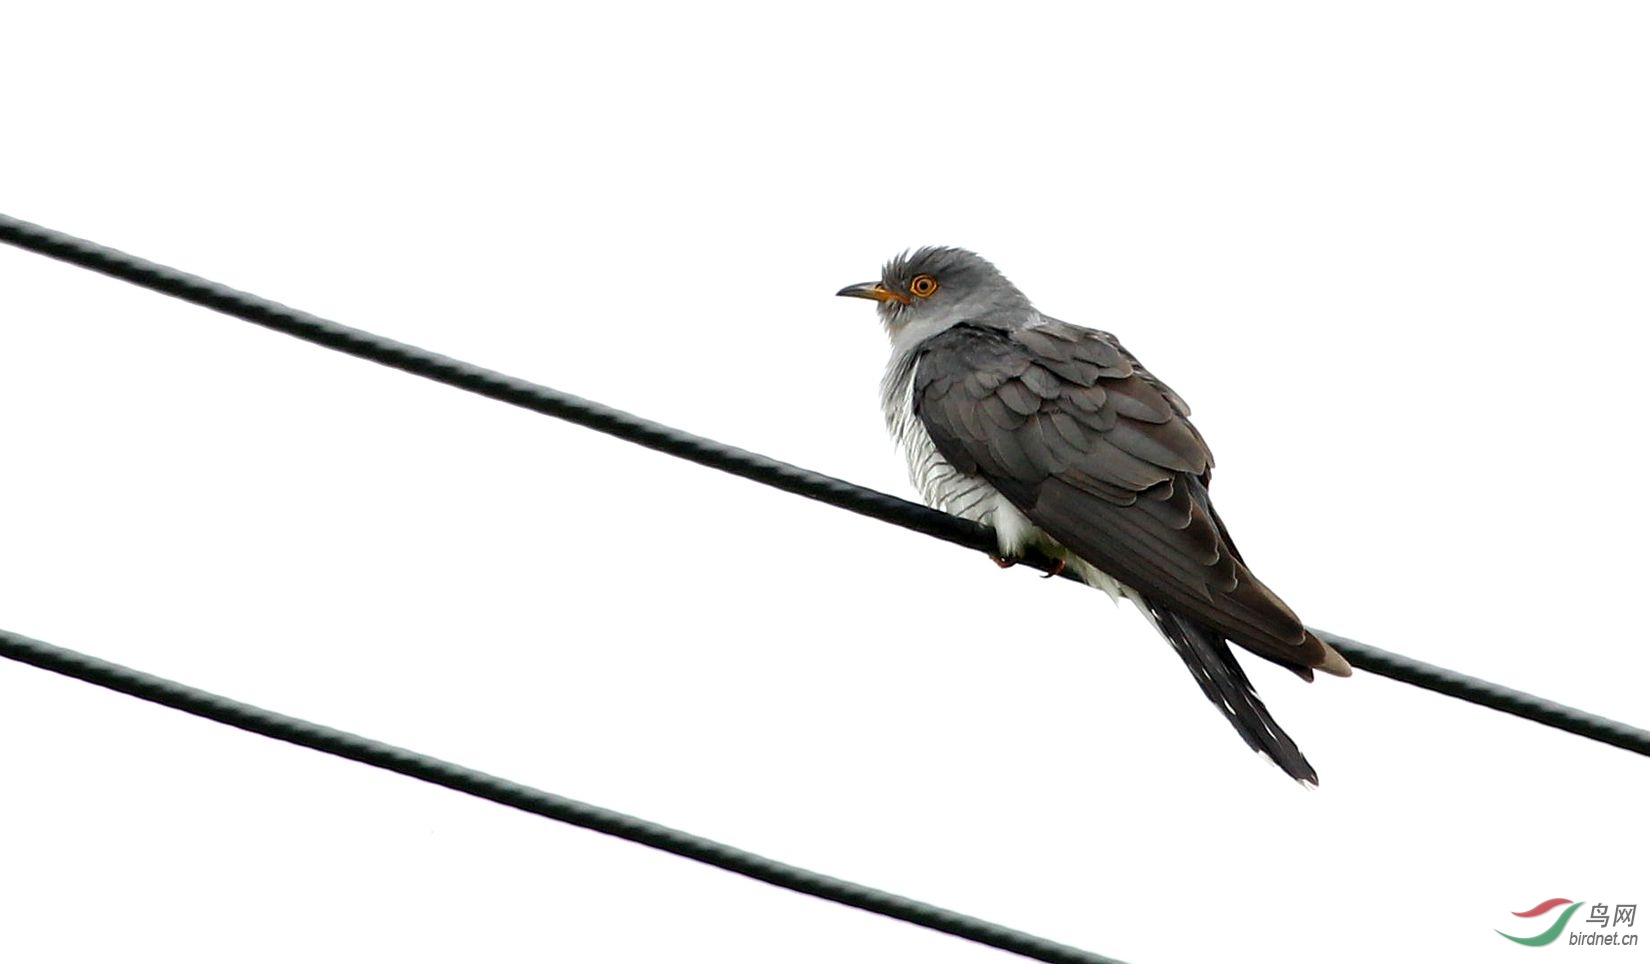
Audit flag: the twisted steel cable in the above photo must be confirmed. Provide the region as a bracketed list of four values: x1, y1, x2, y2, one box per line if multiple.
[0, 627, 1124, 964]
[2, 212, 1645, 759]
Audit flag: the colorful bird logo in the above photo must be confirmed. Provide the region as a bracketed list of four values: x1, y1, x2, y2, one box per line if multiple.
[1497, 898, 1585, 946]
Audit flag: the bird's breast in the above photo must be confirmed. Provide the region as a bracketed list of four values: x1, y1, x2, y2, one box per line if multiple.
[882, 351, 1021, 538]
[879, 345, 1128, 604]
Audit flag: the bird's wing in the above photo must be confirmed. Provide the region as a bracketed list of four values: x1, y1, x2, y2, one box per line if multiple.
[912, 319, 1343, 678]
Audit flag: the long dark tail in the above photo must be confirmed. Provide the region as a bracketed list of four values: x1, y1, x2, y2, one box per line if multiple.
[1146, 602, 1318, 784]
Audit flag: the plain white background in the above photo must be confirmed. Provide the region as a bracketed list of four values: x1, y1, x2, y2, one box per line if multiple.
[2, 3, 1646, 961]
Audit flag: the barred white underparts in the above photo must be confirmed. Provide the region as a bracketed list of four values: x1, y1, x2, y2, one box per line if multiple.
[880, 335, 1132, 604]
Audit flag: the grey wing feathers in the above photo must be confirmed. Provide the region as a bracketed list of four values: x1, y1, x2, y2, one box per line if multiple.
[912, 320, 1343, 781]
[912, 320, 1346, 678]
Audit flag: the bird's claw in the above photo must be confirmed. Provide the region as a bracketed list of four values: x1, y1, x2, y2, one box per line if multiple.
[989, 554, 1066, 578]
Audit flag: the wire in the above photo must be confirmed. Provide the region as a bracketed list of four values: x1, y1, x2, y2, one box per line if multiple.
[0, 628, 1125, 964]
[3, 212, 1646, 761]
[1316, 630, 1650, 757]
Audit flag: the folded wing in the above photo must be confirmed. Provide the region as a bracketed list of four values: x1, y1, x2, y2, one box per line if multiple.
[913, 319, 1343, 674]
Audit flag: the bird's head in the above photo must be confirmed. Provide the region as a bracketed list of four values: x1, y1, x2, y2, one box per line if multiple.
[837, 247, 1033, 340]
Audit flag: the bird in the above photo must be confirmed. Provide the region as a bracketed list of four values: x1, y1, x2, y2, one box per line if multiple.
[838, 246, 1349, 784]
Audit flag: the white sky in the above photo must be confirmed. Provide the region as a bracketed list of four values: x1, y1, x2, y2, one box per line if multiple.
[3, 3, 1647, 962]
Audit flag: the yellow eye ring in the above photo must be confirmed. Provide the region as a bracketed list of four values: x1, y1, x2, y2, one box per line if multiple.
[910, 274, 939, 298]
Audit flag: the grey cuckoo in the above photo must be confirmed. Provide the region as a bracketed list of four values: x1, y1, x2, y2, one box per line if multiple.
[838, 247, 1350, 784]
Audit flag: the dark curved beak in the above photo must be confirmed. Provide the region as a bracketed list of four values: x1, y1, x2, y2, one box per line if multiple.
[836, 281, 907, 304]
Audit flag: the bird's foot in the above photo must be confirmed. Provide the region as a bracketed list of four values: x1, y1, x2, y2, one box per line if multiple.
[988, 554, 1066, 578]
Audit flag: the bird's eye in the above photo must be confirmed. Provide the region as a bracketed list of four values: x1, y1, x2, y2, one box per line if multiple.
[910, 274, 939, 298]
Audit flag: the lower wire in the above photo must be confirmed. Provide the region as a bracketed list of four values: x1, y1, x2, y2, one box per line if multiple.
[0, 627, 1128, 964]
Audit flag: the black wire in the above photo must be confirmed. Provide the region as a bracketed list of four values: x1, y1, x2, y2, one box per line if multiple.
[0, 628, 1125, 964]
[1316, 631, 1650, 757]
[3, 212, 1646, 761]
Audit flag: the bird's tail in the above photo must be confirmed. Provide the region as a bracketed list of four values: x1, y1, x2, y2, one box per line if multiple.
[1144, 603, 1319, 784]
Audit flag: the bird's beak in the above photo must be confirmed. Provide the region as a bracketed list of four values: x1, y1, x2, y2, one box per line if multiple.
[836, 281, 909, 305]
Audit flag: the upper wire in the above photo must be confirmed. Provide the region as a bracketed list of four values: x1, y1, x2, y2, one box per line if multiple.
[2, 212, 1645, 760]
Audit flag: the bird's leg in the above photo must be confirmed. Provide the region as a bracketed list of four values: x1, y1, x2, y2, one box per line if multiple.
[1041, 558, 1066, 579]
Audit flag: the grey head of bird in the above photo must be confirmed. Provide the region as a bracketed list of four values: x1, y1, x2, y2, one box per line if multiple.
[837, 247, 1035, 346]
